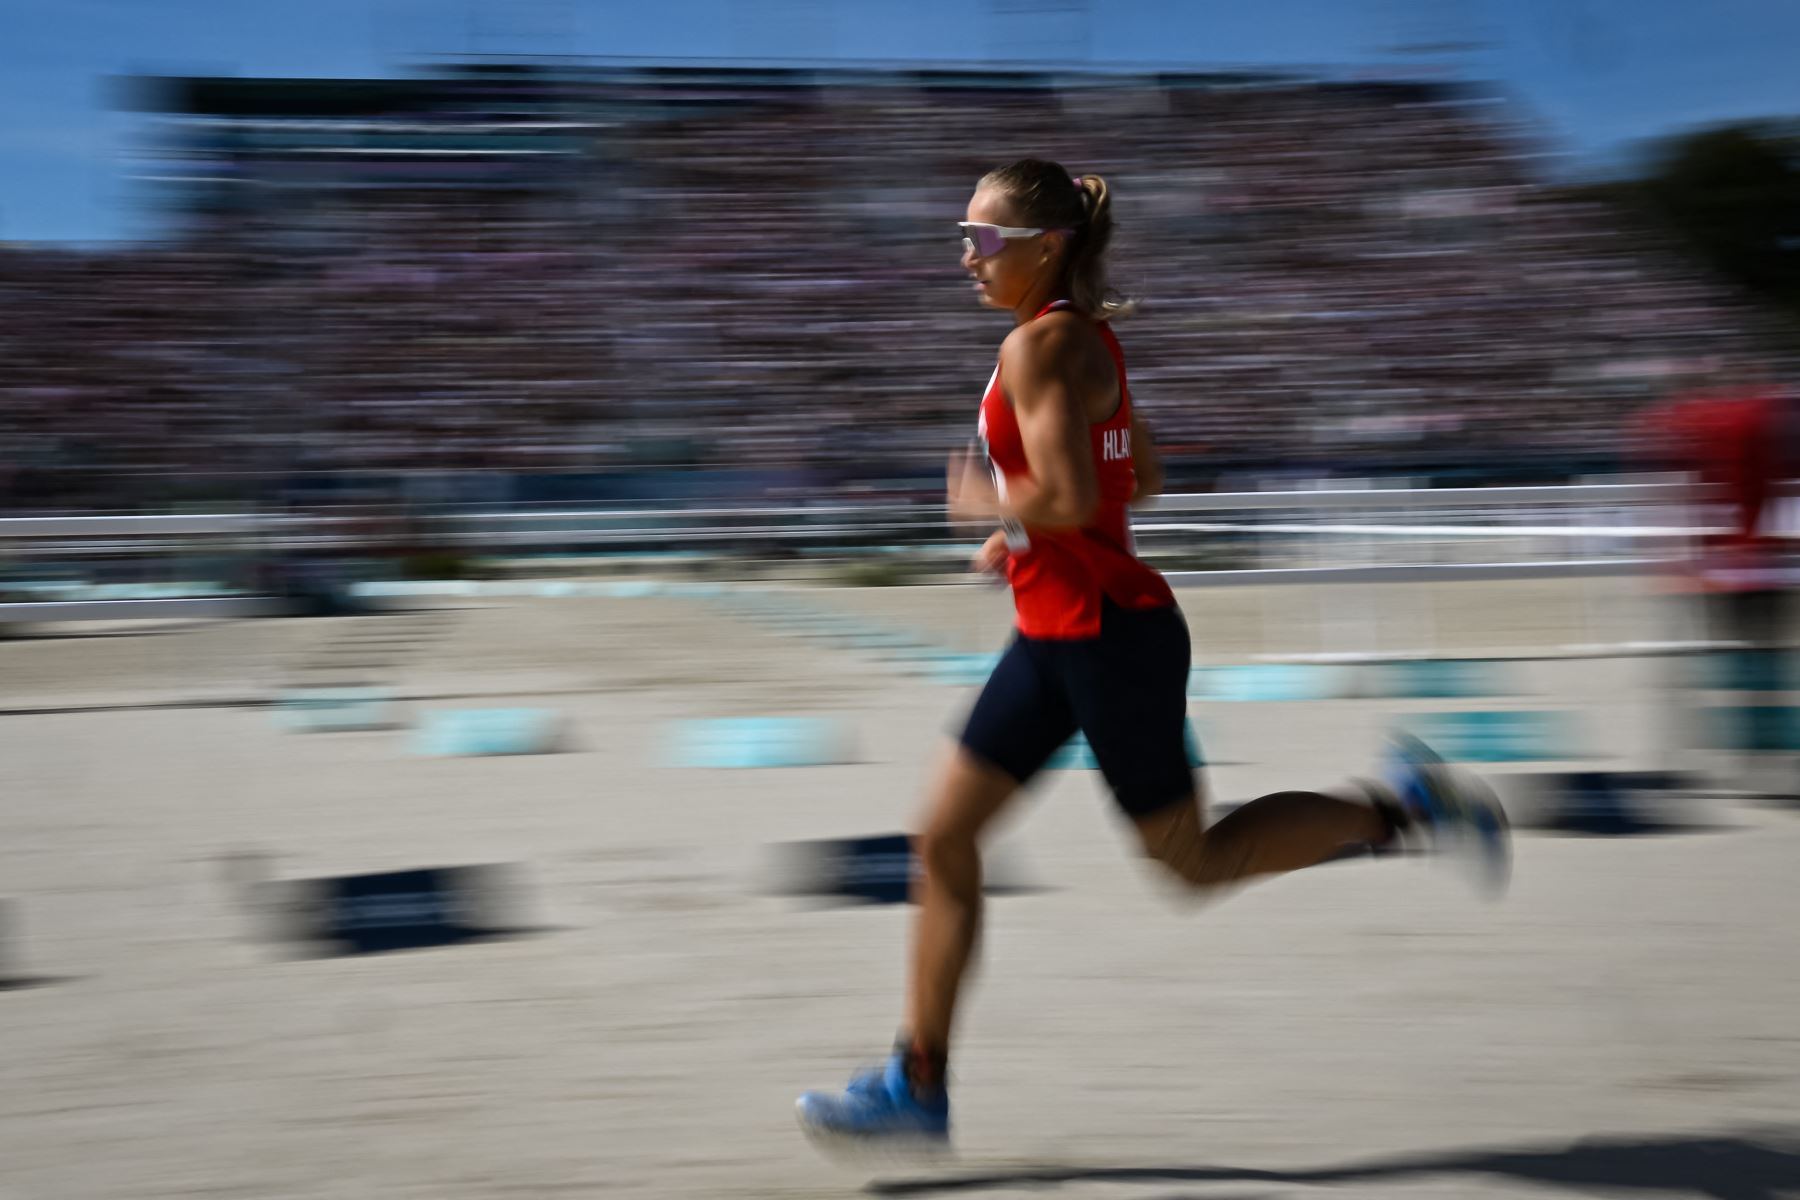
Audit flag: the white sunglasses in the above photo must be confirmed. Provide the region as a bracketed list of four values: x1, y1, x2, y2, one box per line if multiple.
[959, 222, 1070, 258]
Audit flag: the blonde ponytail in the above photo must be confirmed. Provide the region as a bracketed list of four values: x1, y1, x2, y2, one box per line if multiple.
[1068, 174, 1136, 321]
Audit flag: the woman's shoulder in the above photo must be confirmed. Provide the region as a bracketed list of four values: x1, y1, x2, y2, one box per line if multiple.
[1000, 307, 1095, 362]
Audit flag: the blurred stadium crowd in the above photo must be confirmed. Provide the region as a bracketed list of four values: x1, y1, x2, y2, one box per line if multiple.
[0, 75, 1788, 512]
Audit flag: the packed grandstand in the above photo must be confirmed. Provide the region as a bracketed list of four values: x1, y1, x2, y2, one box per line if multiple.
[0, 64, 1783, 511]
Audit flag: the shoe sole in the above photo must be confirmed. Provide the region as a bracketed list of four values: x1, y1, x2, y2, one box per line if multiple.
[796, 1104, 952, 1165]
[1440, 768, 1512, 900]
[1391, 733, 1512, 900]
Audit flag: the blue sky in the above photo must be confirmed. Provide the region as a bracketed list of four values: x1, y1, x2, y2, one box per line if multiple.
[4, 0, 1800, 243]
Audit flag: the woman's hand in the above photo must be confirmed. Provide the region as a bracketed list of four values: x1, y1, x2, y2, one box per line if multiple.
[970, 528, 1009, 579]
[946, 443, 1001, 525]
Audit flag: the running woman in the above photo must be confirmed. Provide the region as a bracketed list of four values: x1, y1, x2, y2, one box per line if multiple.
[796, 159, 1509, 1149]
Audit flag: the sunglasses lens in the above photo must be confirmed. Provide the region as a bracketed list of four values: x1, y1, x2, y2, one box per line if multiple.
[960, 225, 1004, 257]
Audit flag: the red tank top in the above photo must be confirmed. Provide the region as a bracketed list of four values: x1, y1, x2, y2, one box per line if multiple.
[977, 300, 1175, 639]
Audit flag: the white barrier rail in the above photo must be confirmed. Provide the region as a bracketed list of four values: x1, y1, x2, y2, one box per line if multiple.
[0, 480, 1759, 624]
[0, 482, 1704, 538]
[0, 486, 1718, 544]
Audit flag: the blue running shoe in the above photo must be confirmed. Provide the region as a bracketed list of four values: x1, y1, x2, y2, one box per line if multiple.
[795, 1053, 949, 1152]
[1385, 732, 1511, 898]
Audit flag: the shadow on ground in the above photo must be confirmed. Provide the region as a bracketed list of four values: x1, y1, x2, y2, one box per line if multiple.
[870, 1129, 1800, 1200]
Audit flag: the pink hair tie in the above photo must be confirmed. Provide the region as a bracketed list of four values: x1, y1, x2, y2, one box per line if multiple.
[1071, 175, 1084, 188]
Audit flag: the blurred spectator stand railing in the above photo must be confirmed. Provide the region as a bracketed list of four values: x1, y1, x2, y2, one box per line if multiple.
[0, 479, 1763, 628]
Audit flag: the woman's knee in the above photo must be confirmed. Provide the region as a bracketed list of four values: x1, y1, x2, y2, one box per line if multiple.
[1135, 800, 1237, 893]
[913, 747, 1018, 892]
[1145, 835, 1219, 890]
[915, 816, 977, 882]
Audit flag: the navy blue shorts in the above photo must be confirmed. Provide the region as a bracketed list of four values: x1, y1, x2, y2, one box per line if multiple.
[958, 599, 1196, 818]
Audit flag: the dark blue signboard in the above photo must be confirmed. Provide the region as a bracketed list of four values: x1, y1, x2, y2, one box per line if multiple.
[262, 864, 525, 956]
